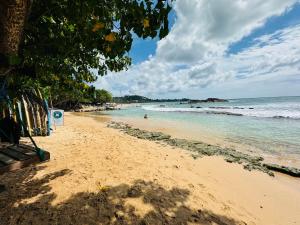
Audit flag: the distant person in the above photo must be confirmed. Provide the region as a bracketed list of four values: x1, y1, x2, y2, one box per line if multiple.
[144, 114, 148, 119]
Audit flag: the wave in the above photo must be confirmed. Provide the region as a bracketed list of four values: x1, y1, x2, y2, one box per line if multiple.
[142, 105, 300, 119]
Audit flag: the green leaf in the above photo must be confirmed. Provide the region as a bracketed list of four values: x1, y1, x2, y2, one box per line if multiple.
[8, 54, 22, 66]
[11, 0, 173, 106]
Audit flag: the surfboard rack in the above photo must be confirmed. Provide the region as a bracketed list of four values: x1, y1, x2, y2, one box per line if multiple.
[0, 143, 50, 175]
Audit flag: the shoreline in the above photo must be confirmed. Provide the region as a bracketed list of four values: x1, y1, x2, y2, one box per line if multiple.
[1, 112, 300, 225]
[71, 103, 134, 113]
[107, 121, 300, 177]
[97, 113, 300, 169]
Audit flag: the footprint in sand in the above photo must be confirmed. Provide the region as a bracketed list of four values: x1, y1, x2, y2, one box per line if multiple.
[188, 183, 195, 188]
[207, 193, 217, 201]
[198, 183, 206, 189]
[222, 203, 231, 212]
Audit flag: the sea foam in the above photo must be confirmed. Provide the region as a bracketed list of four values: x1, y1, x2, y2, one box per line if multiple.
[142, 103, 300, 119]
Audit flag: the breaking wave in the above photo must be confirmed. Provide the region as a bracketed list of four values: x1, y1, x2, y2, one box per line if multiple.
[142, 104, 300, 119]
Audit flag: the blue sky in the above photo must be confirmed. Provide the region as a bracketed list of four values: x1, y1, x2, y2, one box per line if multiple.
[228, 2, 300, 55]
[97, 0, 300, 99]
[129, 11, 177, 64]
[129, 36, 158, 64]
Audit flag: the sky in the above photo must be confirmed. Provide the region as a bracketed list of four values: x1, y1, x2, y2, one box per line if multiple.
[96, 0, 300, 99]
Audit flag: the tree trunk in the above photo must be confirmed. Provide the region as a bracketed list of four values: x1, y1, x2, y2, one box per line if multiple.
[0, 0, 31, 75]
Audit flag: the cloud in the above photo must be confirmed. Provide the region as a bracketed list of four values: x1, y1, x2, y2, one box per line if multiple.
[96, 0, 300, 98]
[156, 0, 298, 63]
[226, 25, 300, 79]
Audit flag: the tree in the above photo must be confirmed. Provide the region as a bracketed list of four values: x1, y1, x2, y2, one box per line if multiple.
[0, 0, 173, 100]
[0, 0, 31, 76]
[94, 89, 112, 105]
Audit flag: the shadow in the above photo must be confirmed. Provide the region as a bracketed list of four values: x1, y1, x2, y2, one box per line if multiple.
[0, 169, 242, 225]
[0, 165, 72, 224]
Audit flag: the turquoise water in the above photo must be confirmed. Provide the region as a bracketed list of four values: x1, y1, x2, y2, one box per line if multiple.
[102, 96, 300, 160]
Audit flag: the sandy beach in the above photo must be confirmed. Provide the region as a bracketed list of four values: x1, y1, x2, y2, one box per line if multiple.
[1, 112, 300, 225]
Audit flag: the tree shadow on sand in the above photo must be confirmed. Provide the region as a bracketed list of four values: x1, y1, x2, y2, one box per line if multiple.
[0, 166, 244, 225]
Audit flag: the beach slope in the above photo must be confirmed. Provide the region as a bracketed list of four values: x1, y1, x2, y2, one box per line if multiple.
[0, 113, 299, 225]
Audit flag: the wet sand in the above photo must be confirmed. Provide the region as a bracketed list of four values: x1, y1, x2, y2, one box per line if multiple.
[0, 112, 300, 225]
[108, 115, 300, 168]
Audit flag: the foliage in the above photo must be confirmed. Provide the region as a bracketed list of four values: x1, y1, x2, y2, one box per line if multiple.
[3, 0, 173, 104]
[113, 95, 151, 103]
[94, 89, 113, 104]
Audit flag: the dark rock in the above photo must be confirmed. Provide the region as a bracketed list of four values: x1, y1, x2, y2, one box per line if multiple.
[206, 111, 243, 116]
[192, 154, 199, 160]
[263, 163, 300, 177]
[209, 107, 230, 109]
[107, 121, 300, 178]
[225, 157, 240, 163]
[127, 186, 142, 197]
[189, 98, 228, 103]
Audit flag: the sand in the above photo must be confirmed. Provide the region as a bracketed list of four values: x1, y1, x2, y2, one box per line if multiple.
[0, 112, 300, 225]
[109, 116, 300, 168]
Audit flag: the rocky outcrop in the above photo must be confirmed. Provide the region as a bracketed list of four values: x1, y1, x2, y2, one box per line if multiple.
[107, 121, 300, 178]
[189, 98, 228, 104]
[74, 107, 105, 112]
[206, 111, 243, 116]
[263, 164, 300, 177]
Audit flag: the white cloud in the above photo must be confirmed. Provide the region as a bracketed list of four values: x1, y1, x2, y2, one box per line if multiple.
[156, 0, 297, 63]
[96, 0, 300, 98]
[225, 25, 300, 79]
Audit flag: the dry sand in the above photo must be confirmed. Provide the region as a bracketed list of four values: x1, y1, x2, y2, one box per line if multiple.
[109, 116, 300, 168]
[0, 112, 300, 225]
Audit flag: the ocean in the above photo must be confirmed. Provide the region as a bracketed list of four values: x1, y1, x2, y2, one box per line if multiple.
[100, 96, 300, 167]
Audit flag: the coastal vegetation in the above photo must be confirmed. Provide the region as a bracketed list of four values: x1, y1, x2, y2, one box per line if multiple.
[0, 0, 173, 132]
[113, 95, 228, 103]
[52, 86, 113, 110]
[94, 89, 113, 105]
[1, 2, 300, 225]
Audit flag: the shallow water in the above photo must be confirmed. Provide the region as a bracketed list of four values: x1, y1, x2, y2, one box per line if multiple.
[97, 96, 300, 167]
